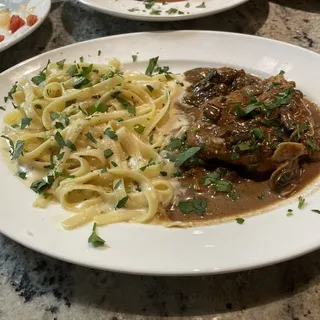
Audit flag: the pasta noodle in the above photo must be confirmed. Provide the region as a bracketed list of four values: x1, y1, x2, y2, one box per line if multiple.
[1, 58, 186, 230]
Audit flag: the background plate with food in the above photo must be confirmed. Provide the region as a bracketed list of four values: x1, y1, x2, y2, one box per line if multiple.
[0, 0, 51, 52]
[78, 0, 248, 21]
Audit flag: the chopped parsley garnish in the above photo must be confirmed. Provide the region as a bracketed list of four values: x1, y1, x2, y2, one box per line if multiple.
[55, 122, 64, 130]
[73, 77, 90, 89]
[172, 146, 201, 167]
[196, 2, 206, 8]
[111, 161, 118, 167]
[61, 113, 70, 126]
[31, 60, 50, 85]
[237, 143, 253, 151]
[114, 180, 121, 190]
[204, 171, 232, 193]
[286, 209, 293, 217]
[31, 73, 46, 85]
[166, 8, 178, 14]
[30, 177, 53, 194]
[56, 172, 75, 179]
[160, 171, 167, 176]
[88, 223, 105, 247]
[295, 122, 310, 141]
[252, 127, 265, 140]
[104, 149, 114, 158]
[44, 154, 54, 169]
[145, 56, 159, 76]
[236, 218, 245, 224]
[11, 140, 24, 160]
[267, 81, 281, 92]
[298, 196, 305, 209]
[133, 124, 145, 134]
[6, 82, 17, 101]
[56, 59, 66, 69]
[150, 9, 161, 15]
[80, 64, 93, 76]
[132, 55, 137, 62]
[235, 87, 294, 117]
[145, 1, 155, 9]
[89, 101, 108, 114]
[104, 128, 118, 140]
[116, 196, 129, 209]
[264, 86, 294, 111]
[155, 65, 172, 78]
[306, 138, 318, 152]
[54, 132, 65, 147]
[164, 138, 182, 151]
[66, 140, 77, 151]
[146, 85, 154, 92]
[50, 112, 60, 121]
[102, 71, 117, 80]
[85, 132, 97, 144]
[177, 198, 207, 216]
[231, 152, 239, 160]
[18, 171, 27, 180]
[21, 118, 32, 129]
[311, 209, 320, 214]
[30, 179, 49, 193]
[235, 101, 263, 116]
[56, 152, 65, 160]
[67, 65, 78, 77]
[140, 159, 156, 171]
[113, 96, 136, 115]
[257, 193, 264, 200]
[229, 191, 239, 201]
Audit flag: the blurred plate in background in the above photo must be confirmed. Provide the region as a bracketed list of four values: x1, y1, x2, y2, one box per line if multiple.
[78, 0, 248, 21]
[0, 0, 51, 52]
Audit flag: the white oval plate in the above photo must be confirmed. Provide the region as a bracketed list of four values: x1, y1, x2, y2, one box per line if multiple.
[1, 31, 320, 275]
[78, 0, 248, 21]
[0, 0, 51, 52]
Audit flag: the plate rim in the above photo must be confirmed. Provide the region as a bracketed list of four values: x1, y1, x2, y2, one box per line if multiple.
[2, 30, 320, 75]
[1, 30, 320, 276]
[77, 0, 249, 22]
[0, 0, 51, 53]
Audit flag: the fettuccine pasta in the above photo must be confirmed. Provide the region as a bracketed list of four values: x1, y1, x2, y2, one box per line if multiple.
[2, 57, 187, 230]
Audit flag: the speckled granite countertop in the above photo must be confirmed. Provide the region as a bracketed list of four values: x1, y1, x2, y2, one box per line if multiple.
[1, 1, 320, 319]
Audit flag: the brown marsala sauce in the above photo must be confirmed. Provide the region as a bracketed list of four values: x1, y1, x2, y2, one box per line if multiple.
[165, 67, 320, 223]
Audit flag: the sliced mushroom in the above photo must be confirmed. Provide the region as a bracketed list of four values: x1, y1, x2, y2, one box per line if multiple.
[269, 160, 300, 196]
[203, 103, 221, 123]
[272, 142, 307, 162]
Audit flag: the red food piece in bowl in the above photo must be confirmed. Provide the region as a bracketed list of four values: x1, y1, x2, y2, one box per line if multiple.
[0, 35, 4, 42]
[26, 14, 38, 27]
[9, 15, 25, 33]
